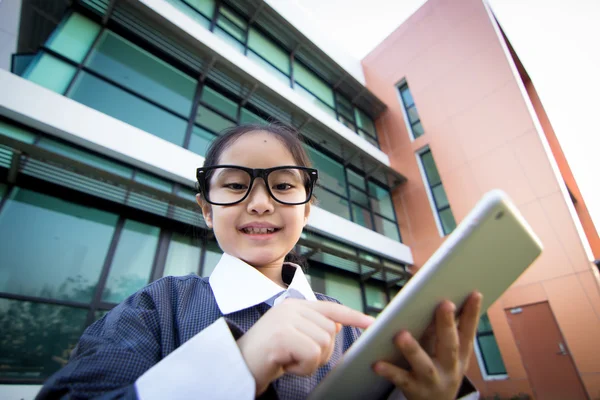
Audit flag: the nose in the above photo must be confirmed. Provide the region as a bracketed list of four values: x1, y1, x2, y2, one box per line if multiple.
[246, 179, 275, 215]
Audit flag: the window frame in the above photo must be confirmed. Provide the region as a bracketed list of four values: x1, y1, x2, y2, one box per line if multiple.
[473, 314, 509, 381]
[397, 80, 424, 141]
[416, 146, 455, 237]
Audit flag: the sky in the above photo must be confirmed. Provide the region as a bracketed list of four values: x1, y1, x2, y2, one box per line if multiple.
[290, 0, 428, 59]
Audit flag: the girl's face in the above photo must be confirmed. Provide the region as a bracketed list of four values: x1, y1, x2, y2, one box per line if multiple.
[198, 131, 311, 269]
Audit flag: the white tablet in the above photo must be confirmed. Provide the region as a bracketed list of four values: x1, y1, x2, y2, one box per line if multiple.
[309, 190, 543, 400]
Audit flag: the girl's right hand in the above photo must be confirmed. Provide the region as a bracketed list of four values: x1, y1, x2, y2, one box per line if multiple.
[236, 299, 375, 396]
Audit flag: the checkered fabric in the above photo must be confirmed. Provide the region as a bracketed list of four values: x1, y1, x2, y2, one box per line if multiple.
[36, 275, 361, 399]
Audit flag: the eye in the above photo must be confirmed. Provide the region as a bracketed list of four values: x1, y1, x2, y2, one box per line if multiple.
[274, 183, 293, 191]
[224, 183, 247, 190]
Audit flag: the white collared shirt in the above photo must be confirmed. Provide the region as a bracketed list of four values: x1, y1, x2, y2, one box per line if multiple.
[136, 253, 317, 400]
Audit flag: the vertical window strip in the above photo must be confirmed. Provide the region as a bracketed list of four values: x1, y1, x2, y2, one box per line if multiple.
[418, 149, 456, 236]
[475, 314, 508, 377]
[398, 82, 424, 139]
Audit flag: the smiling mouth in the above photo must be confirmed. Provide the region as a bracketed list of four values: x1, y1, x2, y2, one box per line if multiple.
[240, 227, 281, 234]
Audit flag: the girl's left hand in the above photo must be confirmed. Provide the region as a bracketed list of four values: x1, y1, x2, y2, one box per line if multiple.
[373, 291, 483, 400]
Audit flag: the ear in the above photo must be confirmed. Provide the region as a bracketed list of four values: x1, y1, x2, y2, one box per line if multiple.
[303, 201, 311, 226]
[196, 194, 213, 229]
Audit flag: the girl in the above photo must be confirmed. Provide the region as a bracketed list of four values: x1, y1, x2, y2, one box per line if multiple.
[37, 124, 481, 399]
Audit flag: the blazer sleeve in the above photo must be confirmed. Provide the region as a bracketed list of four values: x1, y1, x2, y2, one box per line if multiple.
[36, 288, 255, 400]
[35, 292, 160, 399]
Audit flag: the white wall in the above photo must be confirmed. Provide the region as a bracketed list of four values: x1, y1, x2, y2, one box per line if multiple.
[488, 0, 600, 248]
[0, 0, 22, 71]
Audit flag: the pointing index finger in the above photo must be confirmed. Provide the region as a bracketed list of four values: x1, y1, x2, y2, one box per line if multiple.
[307, 301, 375, 329]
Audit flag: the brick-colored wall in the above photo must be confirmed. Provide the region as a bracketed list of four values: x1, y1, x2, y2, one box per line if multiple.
[362, 0, 600, 397]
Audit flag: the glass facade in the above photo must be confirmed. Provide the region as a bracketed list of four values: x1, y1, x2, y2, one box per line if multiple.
[0, 4, 408, 384]
[174, 0, 380, 147]
[0, 185, 223, 380]
[418, 149, 456, 235]
[19, 11, 401, 241]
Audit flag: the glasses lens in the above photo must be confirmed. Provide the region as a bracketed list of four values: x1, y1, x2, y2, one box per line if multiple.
[267, 168, 311, 204]
[205, 167, 252, 204]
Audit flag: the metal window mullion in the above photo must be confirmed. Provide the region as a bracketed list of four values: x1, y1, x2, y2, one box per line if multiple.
[209, 0, 221, 32]
[289, 45, 295, 89]
[62, 16, 109, 97]
[150, 229, 172, 281]
[86, 216, 126, 327]
[76, 64, 191, 122]
[371, 181, 402, 242]
[246, 48, 290, 78]
[0, 179, 16, 215]
[184, 81, 205, 150]
[357, 263, 369, 313]
[0, 291, 91, 310]
[363, 176, 378, 234]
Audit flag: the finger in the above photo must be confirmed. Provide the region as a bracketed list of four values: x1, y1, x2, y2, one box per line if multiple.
[293, 318, 335, 366]
[298, 308, 340, 365]
[298, 307, 337, 336]
[277, 329, 323, 376]
[458, 292, 483, 361]
[396, 331, 439, 385]
[303, 300, 375, 329]
[373, 361, 414, 393]
[435, 300, 459, 372]
[419, 320, 437, 356]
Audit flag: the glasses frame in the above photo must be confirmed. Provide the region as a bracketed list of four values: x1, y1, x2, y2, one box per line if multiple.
[197, 165, 319, 206]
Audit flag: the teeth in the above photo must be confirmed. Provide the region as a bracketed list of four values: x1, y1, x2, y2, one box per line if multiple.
[243, 227, 277, 234]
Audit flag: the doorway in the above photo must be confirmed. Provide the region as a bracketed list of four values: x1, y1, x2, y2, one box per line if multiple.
[505, 302, 588, 399]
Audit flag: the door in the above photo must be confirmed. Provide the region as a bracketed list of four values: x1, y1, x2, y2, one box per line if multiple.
[506, 302, 588, 400]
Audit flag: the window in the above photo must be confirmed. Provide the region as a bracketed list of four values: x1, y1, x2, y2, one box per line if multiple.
[183, 0, 215, 20]
[293, 60, 336, 117]
[247, 28, 290, 85]
[313, 186, 351, 221]
[214, 6, 247, 52]
[46, 12, 100, 63]
[188, 125, 217, 157]
[0, 188, 118, 302]
[0, 298, 88, 380]
[323, 272, 363, 312]
[305, 146, 346, 196]
[85, 31, 196, 116]
[398, 82, 424, 139]
[200, 86, 238, 119]
[475, 314, 507, 378]
[201, 241, 223, 277]
[102, 220, 160, 304]
[418, 149, 456, 235]
[163, 233, 202, 277]
[365, 282, 387, 310]
[23, 53, 77, 94]
[68, 72, 189, 146]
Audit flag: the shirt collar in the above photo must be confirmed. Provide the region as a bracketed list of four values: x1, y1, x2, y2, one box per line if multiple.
[209, 253, 317, 315]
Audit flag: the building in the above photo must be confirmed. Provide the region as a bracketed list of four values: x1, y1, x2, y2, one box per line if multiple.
[0, 0, 598, 399]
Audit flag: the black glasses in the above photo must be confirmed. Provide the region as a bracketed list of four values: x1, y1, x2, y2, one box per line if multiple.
[197, 165, 318, 206]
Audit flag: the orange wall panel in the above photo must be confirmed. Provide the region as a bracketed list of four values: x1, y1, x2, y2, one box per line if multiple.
[363, 0, 600, 396]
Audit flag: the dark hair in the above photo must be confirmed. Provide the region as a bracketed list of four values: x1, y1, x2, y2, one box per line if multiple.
[200, 122, 313, 270]
[203, 123, 313, 170]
